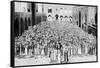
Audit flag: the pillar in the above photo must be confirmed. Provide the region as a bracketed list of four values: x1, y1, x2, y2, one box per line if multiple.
[78, 47, 81, 54]
[19, 45, 21, 56]
[15, 46, 16, 56]
[76, 47, 78, 55]
[25, 46, 28, 55]
[85, 46, 88, 55]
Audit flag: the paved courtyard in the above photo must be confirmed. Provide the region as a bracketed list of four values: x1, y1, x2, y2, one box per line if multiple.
[69, 55, 96, 63]
[15, 55, 97, 66]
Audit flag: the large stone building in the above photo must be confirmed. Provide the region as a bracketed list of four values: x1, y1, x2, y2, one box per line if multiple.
[14, 2, 97, 62]
[14, 2, 32, 37]
[36, 3, 97, 36]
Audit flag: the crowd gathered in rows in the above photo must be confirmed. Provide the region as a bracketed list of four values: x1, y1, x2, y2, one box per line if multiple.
[15, 20, 96, 50]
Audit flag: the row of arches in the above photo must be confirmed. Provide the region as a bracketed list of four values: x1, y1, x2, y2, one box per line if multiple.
[14, 17, 31, 37]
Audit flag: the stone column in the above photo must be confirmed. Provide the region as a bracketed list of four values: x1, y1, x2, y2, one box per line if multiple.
[25, 46, 28, 55]
[20, 45, 21, 56]
[15, 46, 16, 56]
[85, 46, 88, 55]
[94, 47, 96, 55]
[76, 47, 78, 55]
[78, 47, 81, 55]
[92, 47, 94, 55]
[41, 48, 44, 56]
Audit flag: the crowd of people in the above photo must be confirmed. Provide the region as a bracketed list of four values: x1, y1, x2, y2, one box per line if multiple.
[14, 14, 96, 63]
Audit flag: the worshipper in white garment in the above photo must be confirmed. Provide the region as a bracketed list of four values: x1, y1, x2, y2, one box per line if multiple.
[47, 15, 53, 22]
[69, 16, 73, 23]
[64, 16, 68, 23]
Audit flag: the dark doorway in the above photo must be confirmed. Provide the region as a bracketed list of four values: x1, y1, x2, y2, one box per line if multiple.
[28, 18, 31, 26]
[95, 12, 97, 25]
[32, 3, 35, 26]
[79, 11, 81, 28]
[25, 18, 28, 30]
[20, 18, 24, 35]
[14, 18, 19, 37]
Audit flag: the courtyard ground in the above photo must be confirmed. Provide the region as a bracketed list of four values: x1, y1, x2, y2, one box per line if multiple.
[15, 55, 97, 66]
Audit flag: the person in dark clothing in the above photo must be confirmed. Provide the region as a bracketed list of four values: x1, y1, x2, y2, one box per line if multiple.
[55, 14, 59, 20]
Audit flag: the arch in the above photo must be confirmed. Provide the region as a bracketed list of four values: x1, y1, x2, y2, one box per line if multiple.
[79, 11, 81, 28]
[25, 17, 28, 30]
[14, 18, 19, 37]
[95, 12, 97, 25]
[20, 17, 24, 35]
[28, 18, 31, 26]
[55, 14, 59, 20]
[28, 8, 30, 12]
[48, 8, 52, 13]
